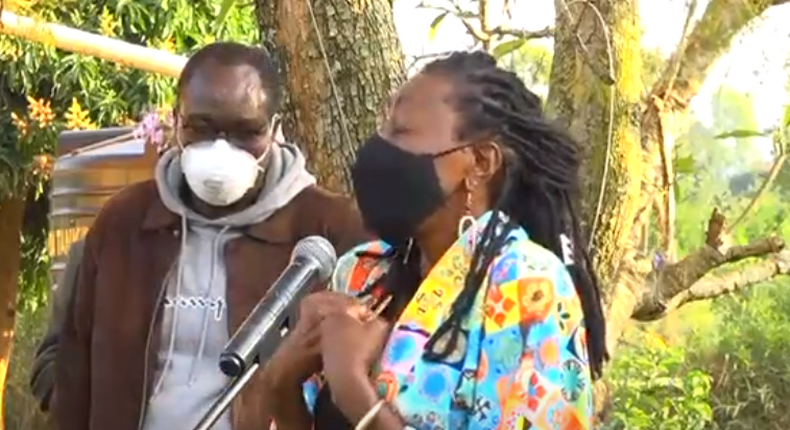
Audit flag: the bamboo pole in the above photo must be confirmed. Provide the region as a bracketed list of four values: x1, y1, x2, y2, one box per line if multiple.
[0, 11, 186, 77]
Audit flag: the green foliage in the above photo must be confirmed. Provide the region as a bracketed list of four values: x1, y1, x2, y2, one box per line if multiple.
[492, 39, 526, 60]
[5, 308, 49, 430]
[698, 277, 790, 430]
[670, 93, 790, 429]
[19, 185, 53, 313]
[0, 0, 258, 311]
[604, 335, 713, 430]
[428, 11, 449, 41]
[713, 129, 771, 139]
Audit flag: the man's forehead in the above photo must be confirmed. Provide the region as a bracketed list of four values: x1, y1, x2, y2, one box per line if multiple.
[180, 63, 269, 120]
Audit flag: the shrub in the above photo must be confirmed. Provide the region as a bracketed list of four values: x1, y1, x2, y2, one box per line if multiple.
[603, 331, 713, 430]
[695, 277, 790, 430]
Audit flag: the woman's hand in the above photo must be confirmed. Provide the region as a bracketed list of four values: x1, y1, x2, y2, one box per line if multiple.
[264, 291, 372, 390]
[319, 313, 394, 426]
[319, 312, 391, 386]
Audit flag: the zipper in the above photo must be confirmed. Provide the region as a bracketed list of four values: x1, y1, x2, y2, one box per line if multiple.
[136, 271, 170, 430]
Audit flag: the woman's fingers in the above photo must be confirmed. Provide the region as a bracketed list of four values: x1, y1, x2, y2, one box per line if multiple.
[300, 327, 321, 348]
[345, 302, 373, 321]
[302, 291, 372, 322]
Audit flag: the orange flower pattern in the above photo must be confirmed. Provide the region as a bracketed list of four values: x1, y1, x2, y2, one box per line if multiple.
[303, 212, 594, 429]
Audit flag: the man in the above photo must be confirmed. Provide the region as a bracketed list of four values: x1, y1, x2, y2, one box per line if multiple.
[54, 42, 367, 430]
[29, 239, 84, 412]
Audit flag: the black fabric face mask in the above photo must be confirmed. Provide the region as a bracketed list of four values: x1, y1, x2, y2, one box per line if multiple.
[351, 133, 464, 248]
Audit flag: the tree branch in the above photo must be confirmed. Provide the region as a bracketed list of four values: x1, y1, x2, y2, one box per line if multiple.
[667, 250, 790, 310]
[727, 153, 788, 232]
[632, 209, 786, 320]
[438, 0, 553, 50]
[649, 0, 788, 111]
[652, 0, 696, 259]
[489, 25, 553, 40]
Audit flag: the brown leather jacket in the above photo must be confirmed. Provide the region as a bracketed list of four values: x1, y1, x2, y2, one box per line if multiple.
[54, 180, 367, 430]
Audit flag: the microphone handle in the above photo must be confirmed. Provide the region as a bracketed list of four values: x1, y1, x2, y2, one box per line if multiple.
[219, 257, 320, 377]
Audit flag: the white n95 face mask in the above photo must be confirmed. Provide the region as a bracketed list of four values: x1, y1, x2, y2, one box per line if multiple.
[180, 139, 266, 207]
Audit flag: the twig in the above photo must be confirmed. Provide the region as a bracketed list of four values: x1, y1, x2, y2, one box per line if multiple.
[405, 50, 457, 72]
[661, 0, 698, 107]
[705, 207, 726, 248]
[726, 153, 787, 233]
[459, 18, 490, 45]
[478, 0, 491, 51]
[650, 0, 697, 258]
[489, 25, 552, 40]
[433, 0, 553, 50]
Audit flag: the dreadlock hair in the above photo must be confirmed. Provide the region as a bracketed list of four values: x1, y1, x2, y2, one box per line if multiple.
[367, 51, 608, 379]
[176, 42, 283, 124]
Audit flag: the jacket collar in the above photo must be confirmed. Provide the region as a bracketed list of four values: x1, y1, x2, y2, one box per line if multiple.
[141, 191, 302, 244]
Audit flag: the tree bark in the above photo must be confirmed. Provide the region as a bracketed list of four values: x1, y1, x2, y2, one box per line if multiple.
[256, 0, 405, 193]
[0, 196, 25, 430]
[546, 0, 645, 287]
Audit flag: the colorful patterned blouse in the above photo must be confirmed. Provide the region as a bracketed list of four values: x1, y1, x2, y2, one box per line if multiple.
[303, 212, 594, 430]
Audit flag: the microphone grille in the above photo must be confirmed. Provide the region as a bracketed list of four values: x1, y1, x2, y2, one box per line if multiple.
[291, 236, 337, 282]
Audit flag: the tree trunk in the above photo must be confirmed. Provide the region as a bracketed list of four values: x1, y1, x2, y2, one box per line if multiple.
[546, 0, 645, 289]
[0, 196, 25, 430]
[256, 0, 406, 193]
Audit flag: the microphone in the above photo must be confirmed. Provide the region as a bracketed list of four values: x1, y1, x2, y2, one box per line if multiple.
[219, 235, 337, 378]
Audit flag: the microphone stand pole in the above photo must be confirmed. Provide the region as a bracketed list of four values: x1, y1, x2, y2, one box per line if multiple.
[193, 362, 260, 430]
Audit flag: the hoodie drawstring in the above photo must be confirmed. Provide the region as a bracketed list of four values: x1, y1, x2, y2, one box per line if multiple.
[151, 215, 189, 397]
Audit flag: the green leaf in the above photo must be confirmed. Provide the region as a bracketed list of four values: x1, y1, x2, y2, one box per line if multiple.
[713, 129, 769, 139]
[492, 39, 526, 60]
[675, 155, 696, 174]
[428, 12, 449, 41]
[782, 104, 790, 128]
[215, 0, 239, 33]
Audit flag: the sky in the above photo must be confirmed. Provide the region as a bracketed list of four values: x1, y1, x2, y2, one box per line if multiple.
[392, 0, 790, 135]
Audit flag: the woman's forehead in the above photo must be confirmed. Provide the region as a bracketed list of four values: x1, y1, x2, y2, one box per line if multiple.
[382, 74, 463, 152]
[388, 75, 458, 127]
[393, 73, 454, 106]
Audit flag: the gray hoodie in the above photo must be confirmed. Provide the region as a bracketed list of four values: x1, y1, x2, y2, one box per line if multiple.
[142, 143, 316, 430]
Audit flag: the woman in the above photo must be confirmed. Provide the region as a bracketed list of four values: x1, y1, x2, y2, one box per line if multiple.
[262, 51, 608, 430]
